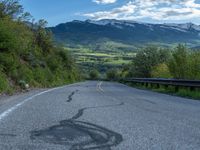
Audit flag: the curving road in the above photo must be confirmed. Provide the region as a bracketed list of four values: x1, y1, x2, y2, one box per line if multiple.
[0, 81, 200, 150]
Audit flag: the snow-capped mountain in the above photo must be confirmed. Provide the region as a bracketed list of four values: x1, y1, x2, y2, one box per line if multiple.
[48, 19, 200, 50]
[86, 19, 139, 27]
[86, 19, 200, 32]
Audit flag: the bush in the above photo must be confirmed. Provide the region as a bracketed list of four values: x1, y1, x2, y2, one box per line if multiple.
[187, 52, 200, 80]
[18, 80, 29, 89]
[151, 63, 172, 78]
[168, 45, 200, 80]
[89, 70, 99, 80]
[106, 69, 119, 80]
[131, 46, 170, 78]
[0, 53, 19, 73]
[33, 67, 52, 87]
[0, 71, 10, 92]
[0, 19, 19, 52]
[168, 44, 189, 79]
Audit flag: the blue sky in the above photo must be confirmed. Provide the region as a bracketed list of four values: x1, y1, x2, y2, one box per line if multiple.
[20, 0, 200, 26]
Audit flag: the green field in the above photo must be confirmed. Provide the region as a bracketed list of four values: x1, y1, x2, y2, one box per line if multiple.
[65, 47, 136, 75]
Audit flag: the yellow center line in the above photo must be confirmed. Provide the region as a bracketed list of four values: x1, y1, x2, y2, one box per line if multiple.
[96, 81, 124, 105]
[96, 81, 104, 92]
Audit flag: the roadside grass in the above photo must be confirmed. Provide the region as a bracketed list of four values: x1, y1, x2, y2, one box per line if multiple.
[126, 83, 200, 100]
[0, 71, 15, 95]
[176, 89, 200, 100]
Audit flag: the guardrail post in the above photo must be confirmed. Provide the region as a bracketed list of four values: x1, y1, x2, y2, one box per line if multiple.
[150, 83, 153, 88]
[175, 86, 179, 92]
[164, 85, 168, 89]
[190, 86, 195, 91]
[156, 84, 160, 89]
[145, 83, 148, 87]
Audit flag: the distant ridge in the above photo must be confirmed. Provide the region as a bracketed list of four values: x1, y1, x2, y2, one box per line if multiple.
[48, 19, 200, 51]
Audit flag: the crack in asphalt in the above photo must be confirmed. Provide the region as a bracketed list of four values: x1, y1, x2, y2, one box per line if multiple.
[67, 90, 79, 102]
[0, 133, 16, 137]
[70, 102, 124, 121]
[30, 84, 124, 150]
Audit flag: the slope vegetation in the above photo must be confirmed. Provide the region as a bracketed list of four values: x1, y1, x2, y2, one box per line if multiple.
[0, 0, 80, 93]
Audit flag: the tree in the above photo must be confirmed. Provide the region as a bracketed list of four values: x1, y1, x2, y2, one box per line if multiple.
[0, 19, 17, 52]
[89, 70, 99, 80]
[18, 12, 32, 22]
[168, 44, 189, 79]
[131, 46, 170, 78]
[151, 63, 172, 78]
[36, 19, 48, 29]
[106, 69, 119, 80]
[34, 20, 53, 53]
[0, 0, 23, 19]
[187, 51, 200, 80]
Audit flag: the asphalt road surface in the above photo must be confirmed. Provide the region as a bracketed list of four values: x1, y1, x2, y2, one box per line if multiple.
[0, 81, 200, 150]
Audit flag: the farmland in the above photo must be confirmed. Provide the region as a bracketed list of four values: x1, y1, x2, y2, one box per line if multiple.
[65, 47, 136, 76]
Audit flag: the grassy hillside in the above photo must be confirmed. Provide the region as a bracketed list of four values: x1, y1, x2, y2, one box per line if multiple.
[0, 0, 80, 94]
[66, 47, 135, 77]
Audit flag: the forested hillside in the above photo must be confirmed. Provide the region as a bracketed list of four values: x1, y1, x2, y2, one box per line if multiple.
[0, 0, 80, 93]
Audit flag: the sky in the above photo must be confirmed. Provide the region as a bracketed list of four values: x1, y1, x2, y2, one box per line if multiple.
[20, 0, 200, 26]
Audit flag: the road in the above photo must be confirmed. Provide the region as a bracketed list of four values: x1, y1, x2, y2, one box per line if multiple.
[0, 81, 200, 150]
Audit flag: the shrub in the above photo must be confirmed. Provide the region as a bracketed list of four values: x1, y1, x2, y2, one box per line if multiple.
[106, 69, 120, 80]
[187, 52, 200, 80]
[89, 70, 99, 80]
[0, 71, 10, 92]
[151, 63, 172, 78]
[168, 44, 189, 79]
[131, 46, 170, 78]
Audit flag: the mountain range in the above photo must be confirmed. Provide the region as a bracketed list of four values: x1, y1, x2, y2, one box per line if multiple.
[48, 19, 200, 51]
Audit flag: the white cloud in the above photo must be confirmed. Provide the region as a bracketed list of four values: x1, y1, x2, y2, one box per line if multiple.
[93, 0, 117, 4]
[84, 0, 200, 22]
[84, 2, 136, 20]
[182, 0, 200, 8]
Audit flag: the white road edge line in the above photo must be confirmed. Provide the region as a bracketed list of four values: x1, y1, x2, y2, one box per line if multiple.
[0, 83, 80, 121]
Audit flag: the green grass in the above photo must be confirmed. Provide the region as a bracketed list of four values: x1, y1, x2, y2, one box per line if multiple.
[76, 53, 113, 57]
[105, 59, 130, 65]
[126, 83, 200, 100]
[0, 72, 11, 93]
[67, 47, 135, 74]
[176, 89, 200, 100]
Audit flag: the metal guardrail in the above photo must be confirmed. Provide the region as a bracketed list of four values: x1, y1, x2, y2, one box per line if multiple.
[122, 78, 200, 91]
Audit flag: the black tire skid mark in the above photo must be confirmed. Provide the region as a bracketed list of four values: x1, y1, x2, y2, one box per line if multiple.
[68, 121, 123, 150]
[30, 103, 124, 150]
